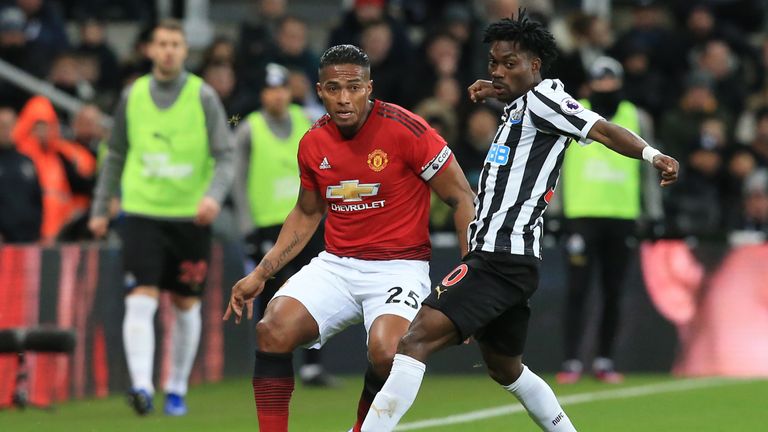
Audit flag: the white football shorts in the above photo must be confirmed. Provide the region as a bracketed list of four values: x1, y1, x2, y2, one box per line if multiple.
[271, 251, 431, 348]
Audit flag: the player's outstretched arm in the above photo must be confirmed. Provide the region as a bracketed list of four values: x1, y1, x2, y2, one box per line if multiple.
[428, 159, 476, 257]
[587, 119, 680, 187]
[224, 187, 326, 323]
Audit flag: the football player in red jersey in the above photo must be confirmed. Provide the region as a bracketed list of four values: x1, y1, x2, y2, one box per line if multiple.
[224, 44, 476, 432]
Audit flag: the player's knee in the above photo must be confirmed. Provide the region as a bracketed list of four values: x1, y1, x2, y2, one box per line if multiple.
[368, 347, 397, 378]
[396, 326, 431, 361]
[255, 319, 295, 353]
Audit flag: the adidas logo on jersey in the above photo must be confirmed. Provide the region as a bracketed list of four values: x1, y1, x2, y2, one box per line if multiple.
[319, 157, 331, 170]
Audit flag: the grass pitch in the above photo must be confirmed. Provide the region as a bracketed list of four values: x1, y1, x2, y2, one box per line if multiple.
[1, 374, 764, 431]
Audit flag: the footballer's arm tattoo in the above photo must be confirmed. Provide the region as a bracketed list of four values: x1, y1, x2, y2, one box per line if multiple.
[257, 231, 305, 278]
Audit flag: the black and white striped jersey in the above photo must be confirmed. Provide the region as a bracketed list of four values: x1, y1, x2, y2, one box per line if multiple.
[468, 79, 604, 258]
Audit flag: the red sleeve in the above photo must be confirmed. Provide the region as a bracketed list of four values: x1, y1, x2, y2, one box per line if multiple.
[298, 135, 318, 190]
[407, 127, 454, 181]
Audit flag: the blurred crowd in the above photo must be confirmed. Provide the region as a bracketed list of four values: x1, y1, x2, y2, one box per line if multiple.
[1, 0, 768, 244]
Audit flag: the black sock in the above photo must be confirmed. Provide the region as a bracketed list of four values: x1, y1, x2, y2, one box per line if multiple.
[253, 351, 294, 431]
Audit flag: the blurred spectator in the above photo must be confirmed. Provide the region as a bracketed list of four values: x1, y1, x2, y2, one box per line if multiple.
[12, 96, 96, 242]
[414, 99, 458, 148]
[0, 106, 42, 243]
[70, 104, 105, 155]
[723, 108, 768, 228]
[735, 39, 768, 144]
[666, 117, 729, 238]
[693, 40, 747, 117]
[238, 0, 286, 87]
[285, 68, 324, 121]
[553, 13, 613, 97]
[75, 18, 120, 95]
[200, 35, 236, 69]
[618, 42, 668, 120]
[0, 6, 35, 110]
[266, 15, 319, 86]
[16, 0, 69, 61]
[59, 104, 104, 240]
[659, 71, 732, 164]
[731, 168, 768, 235]
[456, 105, 500, 186]
[63, 0, 156, 22]
[48, 52, 95, 122]
[434, 77, 462, 114]
[328, 0, 412, 62]
[405, 32, 464, 107]
[202, 61, 253, 121]
[611, 0, 683, 83]
[436, 3, 485, 86]
[677, 3, 757, 71]
[361, 20, 404, 103]
[483, 0, 521, 21]
[671, 0, 766, 38]
[119, 25, 152, 85]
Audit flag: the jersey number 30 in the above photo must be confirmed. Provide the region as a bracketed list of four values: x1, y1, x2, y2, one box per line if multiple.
[386, 287, 420, 309]
[486, 144, 511, 165]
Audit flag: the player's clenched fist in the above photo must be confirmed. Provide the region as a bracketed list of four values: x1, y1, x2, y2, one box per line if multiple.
[223, 272, 266, 324]
[651, 154, 680, 187]
[468, 79, 495, 103]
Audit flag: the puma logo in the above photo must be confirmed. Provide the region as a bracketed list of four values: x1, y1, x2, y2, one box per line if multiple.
[435, 285, 447, 299]
[153, 132, 172, 146]
[370, 400, 396, 418]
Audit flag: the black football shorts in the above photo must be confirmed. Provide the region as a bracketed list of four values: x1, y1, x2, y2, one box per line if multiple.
[119, 215, 212, 297]
[422, 250, 539, 356]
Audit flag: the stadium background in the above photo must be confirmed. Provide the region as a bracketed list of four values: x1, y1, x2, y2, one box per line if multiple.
[0, 0, 767, 429]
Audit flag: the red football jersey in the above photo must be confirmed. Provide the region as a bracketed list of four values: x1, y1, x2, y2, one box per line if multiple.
[298, 99, 453, 261]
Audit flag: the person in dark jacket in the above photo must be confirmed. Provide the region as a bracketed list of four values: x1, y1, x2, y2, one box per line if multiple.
[0, 106, 42, 243]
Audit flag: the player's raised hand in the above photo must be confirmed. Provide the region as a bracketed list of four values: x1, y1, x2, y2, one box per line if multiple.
[223, 272, 266, 324]
[652, 154, 679, 187]
[468, 80, 495, 103]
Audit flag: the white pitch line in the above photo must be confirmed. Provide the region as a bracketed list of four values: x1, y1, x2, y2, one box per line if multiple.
[395, 377, 737, 431]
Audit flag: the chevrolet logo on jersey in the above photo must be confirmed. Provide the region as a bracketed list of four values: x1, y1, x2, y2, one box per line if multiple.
[326, 180, 380, 202]
[326, 180, 385, 212]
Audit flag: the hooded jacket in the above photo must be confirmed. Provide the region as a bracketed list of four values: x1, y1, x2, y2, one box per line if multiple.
[12, 96, 96, 240]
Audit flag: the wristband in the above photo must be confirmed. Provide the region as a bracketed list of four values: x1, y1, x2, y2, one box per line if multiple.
[642, 146, 662, 164]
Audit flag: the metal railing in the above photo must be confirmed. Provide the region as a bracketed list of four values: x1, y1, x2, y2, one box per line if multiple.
[0, 58, 113, 128]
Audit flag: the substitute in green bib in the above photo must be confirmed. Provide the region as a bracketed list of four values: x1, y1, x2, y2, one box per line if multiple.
[232, 63, 337, 387]
[557, 56, 663, 385]
[88, 19, 234, 417]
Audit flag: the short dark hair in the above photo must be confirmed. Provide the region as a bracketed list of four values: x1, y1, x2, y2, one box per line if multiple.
[319, 44, 370, 71]
[482, 10, 558, 72]
[153, 18, 185, 40]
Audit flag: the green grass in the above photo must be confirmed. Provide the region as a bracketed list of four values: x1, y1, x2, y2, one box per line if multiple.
[1, 375, 765, 431]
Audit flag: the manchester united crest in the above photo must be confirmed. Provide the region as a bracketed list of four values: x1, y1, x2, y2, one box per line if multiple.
[367, 149, 389, 172]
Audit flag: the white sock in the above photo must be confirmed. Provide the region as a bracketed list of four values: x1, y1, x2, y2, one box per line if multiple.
[123, 295, 159, 393]
[361, 354, 426, 432]
[504, 365, 577, 431]
[164, 302, 202, 396]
